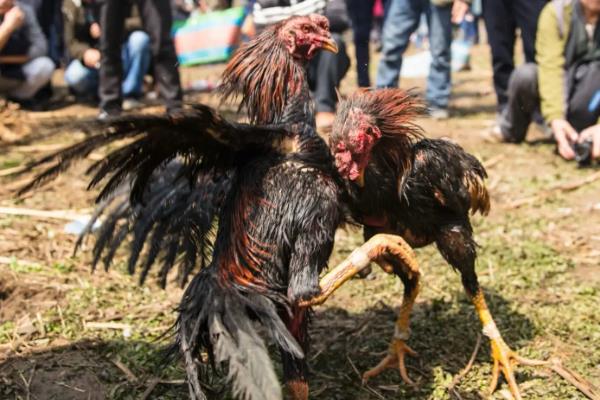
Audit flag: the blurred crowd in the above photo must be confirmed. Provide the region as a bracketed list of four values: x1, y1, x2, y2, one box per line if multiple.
[0, 0, 599, 163]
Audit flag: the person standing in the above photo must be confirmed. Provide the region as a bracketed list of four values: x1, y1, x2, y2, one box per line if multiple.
[375, 0, 470, 119]
[482, 0, 548, 116]
[97, 0, 182, 118]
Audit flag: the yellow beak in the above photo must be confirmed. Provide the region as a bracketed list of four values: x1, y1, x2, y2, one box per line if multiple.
[322, 38, 339, 54]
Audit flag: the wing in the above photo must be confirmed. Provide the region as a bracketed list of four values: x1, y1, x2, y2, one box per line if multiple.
[18, 104, 289, 204]
[75, 161, 232, 288]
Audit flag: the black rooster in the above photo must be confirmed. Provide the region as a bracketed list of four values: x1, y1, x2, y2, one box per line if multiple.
[328, 89, 547, 400]
[18, 16, 417, 400]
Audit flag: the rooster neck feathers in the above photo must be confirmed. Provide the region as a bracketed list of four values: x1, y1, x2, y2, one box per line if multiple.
[219, 24, 308, 125]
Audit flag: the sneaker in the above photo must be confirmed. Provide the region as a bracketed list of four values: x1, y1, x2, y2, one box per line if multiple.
[429, 106, 449, 120]
[122, 97, 144, 111]
[97, 108, 121, 121]
[482, 124, 507, 143]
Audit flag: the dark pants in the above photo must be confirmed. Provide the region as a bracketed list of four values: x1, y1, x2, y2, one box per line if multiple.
[501, 63, 600, 142]
[347, 0, 375, 87]
[307, 33, 350, 113]
[482, 0, 547, 111]
[99, 0, 182, 112]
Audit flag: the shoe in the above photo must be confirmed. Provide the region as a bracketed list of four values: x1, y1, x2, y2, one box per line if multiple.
[429, 106, 449, 120]
[482, 124, 507, 143]
[97, 108, 121, 121]
[122, 97, 144, 111]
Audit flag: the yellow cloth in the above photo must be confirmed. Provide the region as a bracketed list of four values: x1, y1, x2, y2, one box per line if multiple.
[536, 2, 572, 124]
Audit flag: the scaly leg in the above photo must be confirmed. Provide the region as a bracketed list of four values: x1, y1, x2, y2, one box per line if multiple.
[298, 233, 418, 307]
[471, 289, 547, 400]
[298, 234, 420, 386]
[281, 307, 310, 400]
[436, 223, 548, 400]
[362, 257, 420, 386]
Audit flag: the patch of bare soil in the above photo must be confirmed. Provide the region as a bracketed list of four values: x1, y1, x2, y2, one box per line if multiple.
[0, 342, 115, 400]
[0, 270, 65, 324]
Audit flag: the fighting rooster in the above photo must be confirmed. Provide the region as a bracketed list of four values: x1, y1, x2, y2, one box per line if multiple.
[18, 16, 417, 400]
[328, 89, 547, 399]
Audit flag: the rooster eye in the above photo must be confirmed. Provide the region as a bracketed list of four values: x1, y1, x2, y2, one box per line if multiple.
[302, 25, 311, 33]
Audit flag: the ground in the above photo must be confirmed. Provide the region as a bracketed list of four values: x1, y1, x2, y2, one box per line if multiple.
[0, 42, 599, 400]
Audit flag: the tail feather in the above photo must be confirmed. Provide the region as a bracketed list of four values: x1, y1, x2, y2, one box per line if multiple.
[464, 171, 490, 216]
[178, 270, 303, 400]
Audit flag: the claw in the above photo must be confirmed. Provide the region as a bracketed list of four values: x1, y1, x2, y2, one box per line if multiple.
[488, 337, 549, 400]
[362, 339, 418, 386]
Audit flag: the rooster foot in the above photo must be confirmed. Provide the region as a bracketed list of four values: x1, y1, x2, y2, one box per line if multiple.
[487, 335, 548, 400]
[362, 338, 418, 386]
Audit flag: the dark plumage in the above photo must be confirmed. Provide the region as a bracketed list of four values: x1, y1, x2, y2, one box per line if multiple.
[18, 15, 345, 400]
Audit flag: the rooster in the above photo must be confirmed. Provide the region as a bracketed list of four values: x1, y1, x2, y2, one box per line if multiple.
[18, 16, 418, 400]
[328, 89, 548, 400]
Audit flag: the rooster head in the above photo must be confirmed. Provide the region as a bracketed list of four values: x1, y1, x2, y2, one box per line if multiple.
[276, 14, 338, 60]
[330, 89, 424, 187]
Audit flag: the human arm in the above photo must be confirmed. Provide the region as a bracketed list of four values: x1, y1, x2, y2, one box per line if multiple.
[451, 0, 470, 24]
[20, 3, 47, 59]
[0, 6, 25, 53]
[578, 124, 600, 161]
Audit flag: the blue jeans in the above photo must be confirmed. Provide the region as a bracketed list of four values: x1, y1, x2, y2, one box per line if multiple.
[65, 30, 151, 98]
[376, 0, 452, 109]
[0, 56, 55, 100]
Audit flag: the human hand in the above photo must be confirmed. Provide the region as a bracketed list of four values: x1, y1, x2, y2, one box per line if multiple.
[83, 48, 101, 68]
[551, 119, 578, 160]
[241, 15, 256, 38]
[578, 124, 600, 161]
[451, 0, 469, 24]
[89, 22, 101, 39]
[2, 6, 25, 31]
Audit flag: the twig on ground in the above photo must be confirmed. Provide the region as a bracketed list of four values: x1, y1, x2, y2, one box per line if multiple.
[447, 334, 482, 398]
[506, 170, 600, 209]
[548, 358, 600, 400]
[0, 206, 90, 221]
[483, 154, 505, 169]
[346, 355, 362, 380]
[112, 359, 138, 383]
[140, 378, 160, 400]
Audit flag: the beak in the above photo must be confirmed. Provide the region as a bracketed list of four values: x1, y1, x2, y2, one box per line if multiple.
[322, 37, 338, 54]
[355, 170, 365, 187]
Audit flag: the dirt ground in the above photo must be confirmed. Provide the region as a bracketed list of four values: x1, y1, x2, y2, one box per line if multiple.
[0, 41, 599, 400]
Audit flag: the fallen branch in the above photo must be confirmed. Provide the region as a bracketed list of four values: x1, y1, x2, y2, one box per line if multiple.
[447, 334, 482, 399]
[0, 256, 40, 267]
[506, 170, 600, 209]
[549, 358, 600, 400]
[112, 359, 138, 383]
[0, 206, 90, 221]
[483, 154, 505, 169]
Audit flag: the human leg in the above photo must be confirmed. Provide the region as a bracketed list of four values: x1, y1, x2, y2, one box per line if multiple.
[64, 59, 99, 97]
[308, 33, 350, 114]
[9, 57, 55, 100]
[482, 0, 517, 112]
[514, 0, 548, 63]
[426, 2, 452, 111]
[99, 0, 128, 113]
[375, 0, 423, 88]
[347, 0, 375, 87]
[499, 63, 540, 142]
[137, 0, 183, 110]
[121, 30, 151, 98]
[567, 62, 600, 132]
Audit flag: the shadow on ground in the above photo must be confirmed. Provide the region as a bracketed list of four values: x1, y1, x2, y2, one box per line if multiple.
[0, 289, 536, 400]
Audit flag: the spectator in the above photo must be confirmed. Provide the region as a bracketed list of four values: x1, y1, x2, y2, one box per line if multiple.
[248, 0, 351, 131]
[63, 0, 151, 108]
[493, 0, 600, 163]
[21, 0, 64, 66]
[97, 0, 182, 119]
[0, 0, 55, 109]
[375, 0, 470, 119]
[346, 0, 375, 87]
[482, 0, 547, 117]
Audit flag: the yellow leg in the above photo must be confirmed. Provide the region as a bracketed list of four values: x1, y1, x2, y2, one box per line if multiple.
[362, 274, 420, 386]
[298, 234, 418, 307]
[472, 289, 548, 400]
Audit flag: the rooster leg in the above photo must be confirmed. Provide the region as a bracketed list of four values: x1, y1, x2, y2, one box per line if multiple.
[362, 256, 420, 386]
[298, 233, 418, 307]
[436, 223, 547, 400]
